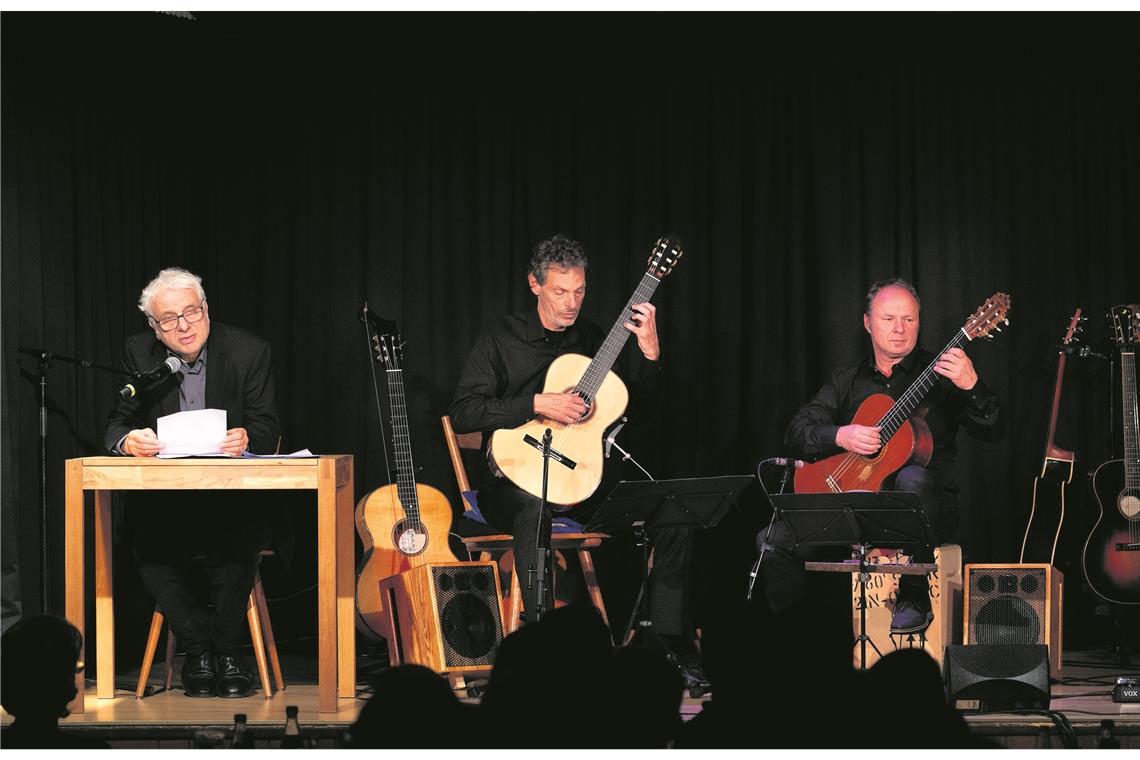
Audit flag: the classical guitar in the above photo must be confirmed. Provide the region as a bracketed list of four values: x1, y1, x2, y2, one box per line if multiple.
[355, 315, 458, 642]
[490, 236, 683, 505]
[795, 292, 1011, 494]
[1019, 308, 1083, 565]
[1081, 304, 1140, 606]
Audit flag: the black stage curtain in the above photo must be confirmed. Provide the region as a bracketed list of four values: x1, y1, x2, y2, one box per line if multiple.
[3, 12, 1137, 649]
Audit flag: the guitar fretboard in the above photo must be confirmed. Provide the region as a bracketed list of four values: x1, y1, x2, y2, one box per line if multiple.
[877, 330, 970, 442]
[576, 271, 661, 401]
[1123, 351, 1138, 491]
[385, 367, 421, 524]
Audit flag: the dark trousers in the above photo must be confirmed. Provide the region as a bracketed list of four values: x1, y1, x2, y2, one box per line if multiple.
[129, 494, 269, 656]
[756, 465, 957, 614]
[477, 477, 693, 636]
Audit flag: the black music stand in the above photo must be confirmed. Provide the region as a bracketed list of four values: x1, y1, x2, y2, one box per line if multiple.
[765, 491, 936, 670]
[585, 475, 754, 648]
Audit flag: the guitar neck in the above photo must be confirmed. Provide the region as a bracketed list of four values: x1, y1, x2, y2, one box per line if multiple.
[878, 330, 969, 442]
[1043, 346, 1073, 462]
[385, 367, 421, 520]
[1122, 350, 1139, 489]
[576, 270, 661, 401]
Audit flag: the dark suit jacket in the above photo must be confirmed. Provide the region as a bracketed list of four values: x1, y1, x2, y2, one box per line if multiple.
[104, 322, 280, 455]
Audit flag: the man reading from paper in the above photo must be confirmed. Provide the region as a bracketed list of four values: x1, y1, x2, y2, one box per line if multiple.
[105, 267, 280, 699]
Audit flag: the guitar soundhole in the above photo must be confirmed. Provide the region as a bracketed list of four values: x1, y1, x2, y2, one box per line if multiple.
[564, 387, 594, 424]
[392, 520, 428, 556]
[1119, 490, 1140, 520]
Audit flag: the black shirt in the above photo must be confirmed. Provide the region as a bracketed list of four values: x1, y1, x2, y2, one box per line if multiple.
[449, 307, 663, 472]
[784, 348, 1004, 490]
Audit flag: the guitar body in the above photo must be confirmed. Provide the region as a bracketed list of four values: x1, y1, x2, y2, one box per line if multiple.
[1081, 459, 1140, 605]
[490, 353, 629, 506]
[1019, 456, 1075, 565]
[795, 393, 933, 494]
[354, 482, 458, 642]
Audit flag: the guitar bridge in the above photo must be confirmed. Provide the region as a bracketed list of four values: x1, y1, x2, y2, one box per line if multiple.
[1113, 542, 1140, 552]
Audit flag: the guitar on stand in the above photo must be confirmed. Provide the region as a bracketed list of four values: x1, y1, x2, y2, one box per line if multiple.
[1019, 308, 1084, 565]
[1082, 304, 1140, 606]
[489, 235, 683, 505]
[355, 308, 458, 643]
[794, 293, 1012, 494]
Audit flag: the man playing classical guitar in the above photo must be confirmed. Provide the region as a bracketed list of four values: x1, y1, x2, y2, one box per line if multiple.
[757, 278, 1005, 633]
[449, 235, 699, 666]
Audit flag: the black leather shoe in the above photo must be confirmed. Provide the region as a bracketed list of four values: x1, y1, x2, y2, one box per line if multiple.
[181, 651, 218, 698]
[217, 654, 254, 698]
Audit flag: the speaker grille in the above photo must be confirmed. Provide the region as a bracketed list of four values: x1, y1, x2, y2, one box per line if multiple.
[433, 565, 503, 667]
[968, 567, 1046, 647]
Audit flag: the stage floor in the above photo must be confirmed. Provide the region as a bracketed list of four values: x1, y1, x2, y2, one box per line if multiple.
[2, 649, 1137, 748]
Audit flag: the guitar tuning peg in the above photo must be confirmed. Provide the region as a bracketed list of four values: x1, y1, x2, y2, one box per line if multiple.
[1004, 318, 1010, 325]
[994, 326, 1002, 332]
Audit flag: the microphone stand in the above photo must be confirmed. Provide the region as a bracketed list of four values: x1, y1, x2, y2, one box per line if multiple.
[17, 346, 129, 614]
[529, 428, 555, 623]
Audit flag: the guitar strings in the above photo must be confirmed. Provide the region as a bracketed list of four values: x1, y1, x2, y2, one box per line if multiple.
[386, 351, 422, 532]
[828, 329, 969, 486]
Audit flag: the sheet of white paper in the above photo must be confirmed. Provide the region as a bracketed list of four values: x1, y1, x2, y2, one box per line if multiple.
[241, 448, 317, 459]
[156, 408, 228, 457]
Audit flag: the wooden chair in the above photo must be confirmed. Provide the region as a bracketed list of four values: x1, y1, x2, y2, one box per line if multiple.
[135, 551, 285, 698]
[440, 415, 610, 633]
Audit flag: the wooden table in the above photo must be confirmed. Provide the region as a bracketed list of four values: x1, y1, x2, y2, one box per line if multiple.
[64, 455, 355, 714]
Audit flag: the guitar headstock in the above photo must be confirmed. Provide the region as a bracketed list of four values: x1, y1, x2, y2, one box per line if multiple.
[963, 292, 1012, 341]
[1061, 307, 1084, 346]
[1108, 304, 1140, 349]
[360, 302, 402, 368]
[373, 332, 403, 369]
[647, 235, 684, 279]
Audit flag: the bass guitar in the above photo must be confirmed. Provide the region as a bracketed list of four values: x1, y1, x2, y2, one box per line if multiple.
[795, 292, 1011, 494]
[1019, 308, 1083, 565]
[355, 313, 458, 643]
[490, 236, 683, 505]
[1082, 303, 1140, 606]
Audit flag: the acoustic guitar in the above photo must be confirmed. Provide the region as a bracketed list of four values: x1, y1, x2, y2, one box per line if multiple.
[1019, 308, 1083, 565]
[1081, 303, 1140, 606]
[795, 292, 1011, 494]
[355, 320, 458, 643]
[489, 236, 683, 506]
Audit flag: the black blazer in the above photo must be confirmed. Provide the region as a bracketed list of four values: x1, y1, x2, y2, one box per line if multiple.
[104, 322, 281, 455]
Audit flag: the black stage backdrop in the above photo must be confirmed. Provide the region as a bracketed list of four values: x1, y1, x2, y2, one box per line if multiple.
[3, 12, 1138, 655]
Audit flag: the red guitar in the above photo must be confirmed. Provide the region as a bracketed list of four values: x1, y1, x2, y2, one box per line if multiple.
[1082, 304, 1140, 606]
[1019, 308, 1083, 565]
[795, 293, 1011, 494]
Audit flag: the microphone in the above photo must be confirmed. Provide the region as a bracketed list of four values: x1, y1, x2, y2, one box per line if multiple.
[604, 416, 628, 459]
[118, 356, 181, 399]
[761, 456, 805, 469]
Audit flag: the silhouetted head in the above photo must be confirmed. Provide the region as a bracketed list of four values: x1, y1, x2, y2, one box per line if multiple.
[1, 615, 83, 721]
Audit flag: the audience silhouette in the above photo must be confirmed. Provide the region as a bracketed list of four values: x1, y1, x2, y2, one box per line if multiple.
[345, 663, 476, 748]
[1, 615, 109, 749]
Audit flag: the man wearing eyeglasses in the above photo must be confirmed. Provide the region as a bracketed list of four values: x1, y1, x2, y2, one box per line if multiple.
[104, 267, 280, 699]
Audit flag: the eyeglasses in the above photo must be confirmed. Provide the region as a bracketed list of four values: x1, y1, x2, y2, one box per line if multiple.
[152, 301, 206, 332]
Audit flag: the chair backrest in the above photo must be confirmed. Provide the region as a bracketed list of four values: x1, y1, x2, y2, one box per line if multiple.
[440, 415, 482, 510]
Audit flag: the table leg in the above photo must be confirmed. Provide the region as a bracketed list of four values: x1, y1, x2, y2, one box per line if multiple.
[317, 458, 337, 714]
[95, 490, 114, 699]
[65, 460, 85, 714]
[336, 457, 355, 701]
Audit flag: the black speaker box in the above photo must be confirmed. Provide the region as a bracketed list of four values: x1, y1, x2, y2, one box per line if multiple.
[944, 644, 1051, 711]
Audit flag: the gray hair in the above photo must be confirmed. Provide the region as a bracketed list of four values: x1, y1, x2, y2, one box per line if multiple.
[138, 267, 206, 317]
[864, 277, 920, 315]
[528, 234, 588, 285]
